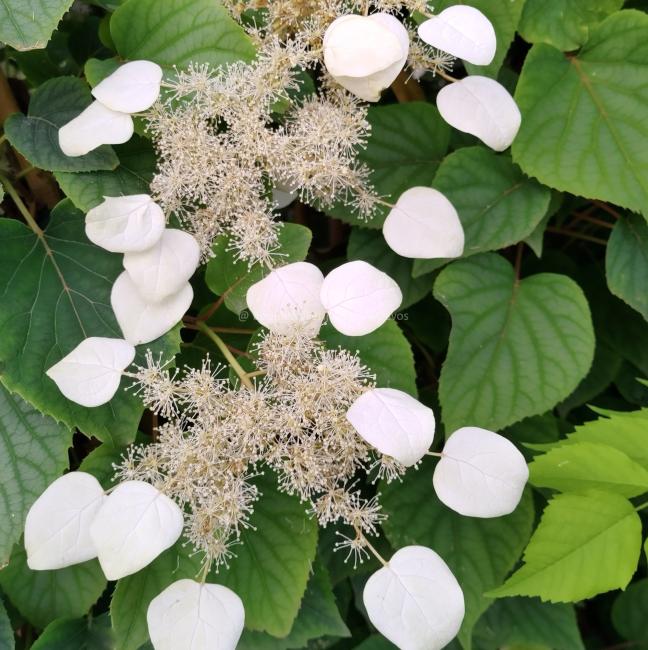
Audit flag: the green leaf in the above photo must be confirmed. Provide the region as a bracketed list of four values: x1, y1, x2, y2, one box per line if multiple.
[0, 546, 106, 629]
[326, 103, 450, 227]
[0, 597, 13, 650]
[381, 459, 535, 649]
[512, 11, 648, 219]
[320, 320, 417, 396]
[347, 229, 431, 308]
[518, 0, 623, 51]
[529, 441, 648, 497]
[84, 58, 120, 87]
[473, 598, 584, 650]
[434, 253, 595, 432]
[79, 443, 128, 490]
[238, 561, 349, 649]
[606, 213, 648, 322]
[110, 543, 202, 650]
[111, 0, 255, 69]
[205, 223, 312, 314]
[489, 490, 642, 601]
[354, 636, 396, 650]
[413, 147, 551, 278]
[31, 614, 114, 650]
[0, 200, 181, 445]
[217, 471, 318, 637]
[55, 136, 156, 212]
[4, 77, 118, 172]
[0, 383, 72, 566]
[0, 0, 74, 51]
[612, 577, 648, 647]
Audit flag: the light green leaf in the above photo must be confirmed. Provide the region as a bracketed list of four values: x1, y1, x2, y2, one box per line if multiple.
[110, 542, 202, 650]
[320, 320, 417, 396]
[529, 441, 648, 497]
[518, 0, 623, 51]
[612, 577, 648, 647]
[4, 77, 118, 173]
[413, 147, 551, 278]
[606, 213, 648, 322]
[31, 614, 114, 650]
[0, 0, 74, 51]
[0, 597, 13, 650]
[111, 0, 255, 69]
[512, 11, 648, 219]
[489, 490, 642, 601]
[0, 383, 72, 566]
[55, 136, 156, 212]
[434, 253, 595, 432]
[381, 459, 535, 649]
[347, 228, 431, 308]
[217, 471, 318, 637]
[0, 546, 106, 629]
[0, 201, 181, 446]
[84, 58, 120, 87]
[205, 223, 312, 315]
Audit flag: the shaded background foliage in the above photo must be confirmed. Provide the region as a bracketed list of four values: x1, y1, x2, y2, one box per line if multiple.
[0, 0, 647, 648]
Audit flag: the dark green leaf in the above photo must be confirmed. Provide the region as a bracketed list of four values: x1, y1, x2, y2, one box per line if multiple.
[0, 597, 13, 650]
[612, 578, 648, 647]
[31, 614, 114, 650]
[0, 0, 74, 51]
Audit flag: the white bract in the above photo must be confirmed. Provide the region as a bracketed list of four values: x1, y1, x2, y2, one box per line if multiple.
[320, 260, 402, 336]
[147, 579, 245, 650]
[111, 271, 193, 345]
[246, 262, 326, 336]
[24, 472, 105, 570]
[123, 229, 201, 302]
[58, 100, 133, 157]
[46, 337, 135, 407]
[346, 388, 435, 466]
[383, 187, 464, 259]
[433, 426, 529, 517]
[92, 60, 163, 113]
[90, 480, 184, 580]
[323, 13, 409, 102]
[418, 6, 496, 66]
[364, 546, 465, 650]
[85, 195, 166, 253]
[437, 76, 521, 151]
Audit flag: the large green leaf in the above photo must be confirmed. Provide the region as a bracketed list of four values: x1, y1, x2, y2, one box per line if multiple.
[110, 543, 201, 650]
[320, 320, 417, 396]
[31, 615, 114, 650]
[0, 546, 106, 629]
[434, 253, 595, 432]
[518, 0, 624, 51]
[0, 0, 74, 51]
[489, 490, 642, 601]
[512, 11, 648, 219]
[111, 0, 255, 68]
[413, 147, 551, 277]
[529, 441, 648, 497]
[612, 578, 648, 647]
[0, 597, 13, 650]
[0, 201, 181, 445]
[216, 473, 318, 637]
[4, 77, 118, 173]
[55, 136, 157, 212]
[0, 384, 72, 566]
[606, 213, 648, 322]
[381, 459, 535, 649]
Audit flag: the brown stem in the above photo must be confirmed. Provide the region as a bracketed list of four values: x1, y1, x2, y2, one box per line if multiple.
[546, 226, 607, 245]
[391, 70, 425, 103]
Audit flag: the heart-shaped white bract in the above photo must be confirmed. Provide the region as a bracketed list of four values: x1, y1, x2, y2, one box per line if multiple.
[92, 60, 163, 113]
[364, 546, 465, 650]
[147, 579, 245, 650]
[58, 100, 134, 157]
[25, 472, 105, 570]
[246, 262, 326, 336]
[46, 337, 135, 407]
[111, 271, 193, 345]
[437, 76, 521, 151]
[418, 6, 496, 66]
[323, 13, 409, 102]
[346, 388, 435, 466]
[123, 229, 201, 302]
[433, 426, 529, 517]
[90, 480, 184, 580]
[320, 260, 402, 336]
[383, 187, 464, 259]
[85, 195, 166, 253]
